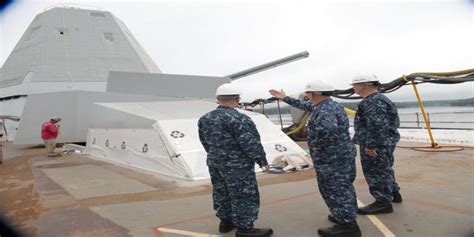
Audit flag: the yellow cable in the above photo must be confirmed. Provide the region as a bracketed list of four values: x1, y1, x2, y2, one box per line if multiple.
[286, 113, 309, 136]
[286, 108, 355, 137]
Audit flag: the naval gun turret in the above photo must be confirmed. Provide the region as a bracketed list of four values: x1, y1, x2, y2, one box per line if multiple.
[226, 51, 309, 80]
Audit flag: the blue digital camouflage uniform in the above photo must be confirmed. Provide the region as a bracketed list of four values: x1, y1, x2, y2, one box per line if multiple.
[353, 92, 401, 204]
[198, 106, 268, 230]
[283, 97, 358, 224]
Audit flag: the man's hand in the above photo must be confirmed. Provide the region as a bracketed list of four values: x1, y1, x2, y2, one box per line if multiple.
[269, 89, 287, 100]
[261, 165, 270, 172]
[365, 148, 378, 158]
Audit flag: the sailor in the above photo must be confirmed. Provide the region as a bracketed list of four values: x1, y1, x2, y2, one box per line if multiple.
[270, 80, 361, 237]
[41, 117, 62, 157]
[351, 74, 402, 215]
[198, 83, 273, 237]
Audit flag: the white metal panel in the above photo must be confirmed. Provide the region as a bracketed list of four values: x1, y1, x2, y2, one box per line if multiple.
[85, 128, 194, 180]
[242, 111, 308, 162]
[85, 101, 308, 180]
[154, 112, 307, 179]
[96, 100, 217, 121]
[155, 119, 210, 179]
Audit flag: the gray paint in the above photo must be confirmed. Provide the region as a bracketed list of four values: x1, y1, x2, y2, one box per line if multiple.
[106, 71, 230, 99]
[0, 7, 160, 88]
[14, 90, 189, 145]
[41, 165, 156, 199]
[2, 7, 229, 145]
[227, 51, 309, 80]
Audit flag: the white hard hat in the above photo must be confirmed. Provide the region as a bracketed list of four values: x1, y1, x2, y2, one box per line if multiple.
[51, 116, 61, 122]
[351, 74, 379, 85]
[303, 80, 334, 93]
[216, 83, 242, 96]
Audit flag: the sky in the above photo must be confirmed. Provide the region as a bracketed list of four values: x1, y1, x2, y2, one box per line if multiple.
[1, 0, 473, 102]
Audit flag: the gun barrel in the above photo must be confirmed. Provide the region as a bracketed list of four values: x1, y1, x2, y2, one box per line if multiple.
[226, 51, 309, 80]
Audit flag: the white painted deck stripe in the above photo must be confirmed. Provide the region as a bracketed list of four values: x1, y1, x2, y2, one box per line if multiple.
[158, 227, 222, 237]
[357, 199, 396, 237]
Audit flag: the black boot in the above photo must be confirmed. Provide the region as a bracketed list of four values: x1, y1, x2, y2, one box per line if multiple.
[235, 227, 273, 237]
[318, 222, 361, 237]
[392, 191, 402, 203]
[219, 219, 236, 233]
[327, 214, 337, 223]
[357, 201, 393, 215]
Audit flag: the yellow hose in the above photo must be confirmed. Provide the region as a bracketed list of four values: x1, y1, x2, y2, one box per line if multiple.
[285, 113, 310, 136]
[286, 107, 356, 137]
[282, 69, 473, 141]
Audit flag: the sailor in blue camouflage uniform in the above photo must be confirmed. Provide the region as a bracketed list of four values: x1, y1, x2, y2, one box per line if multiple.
[351, 74, 402, 215]
[270, 80, 361, 237]
[198, 83, 273, 237]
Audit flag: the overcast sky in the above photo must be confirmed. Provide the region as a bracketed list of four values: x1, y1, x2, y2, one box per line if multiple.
[1, 0, 473, 102]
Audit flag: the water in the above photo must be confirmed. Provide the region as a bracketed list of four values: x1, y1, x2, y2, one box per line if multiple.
[266, 106, 474, 130]
[397, 106, 473, 130]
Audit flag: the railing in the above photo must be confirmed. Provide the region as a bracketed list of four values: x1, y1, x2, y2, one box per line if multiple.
[397, 111, 474, 130]
[266, 111, 474, 130]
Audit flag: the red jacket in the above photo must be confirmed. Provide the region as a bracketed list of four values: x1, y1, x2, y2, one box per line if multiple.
[41, 121, 59, 140]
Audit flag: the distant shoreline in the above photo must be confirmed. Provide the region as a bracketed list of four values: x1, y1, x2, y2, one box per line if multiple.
[258, 97, 474, 114]
[341, 97, 474, 110]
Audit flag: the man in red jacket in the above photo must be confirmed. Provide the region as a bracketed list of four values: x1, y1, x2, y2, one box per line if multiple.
[41, 117, 61, 157]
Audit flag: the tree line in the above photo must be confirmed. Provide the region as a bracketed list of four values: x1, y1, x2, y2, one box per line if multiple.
[256, 97, 474, 114]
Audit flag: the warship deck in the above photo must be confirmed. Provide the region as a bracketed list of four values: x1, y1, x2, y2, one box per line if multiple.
[0, 141, 473, 237]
